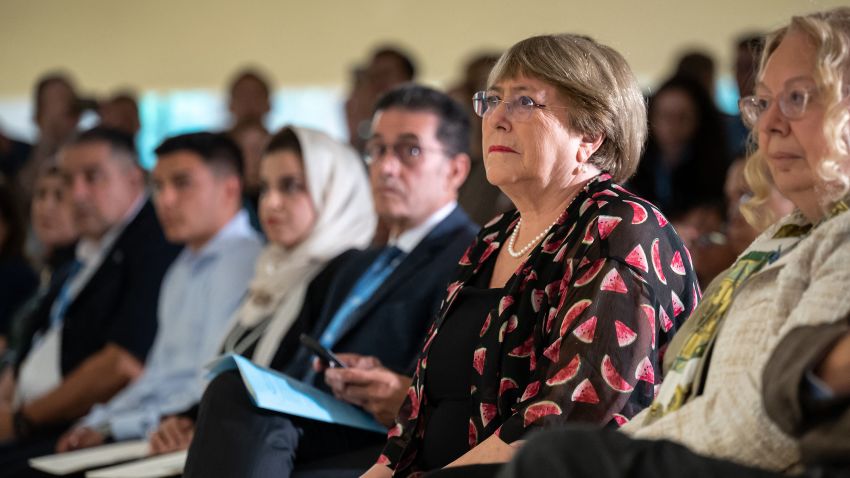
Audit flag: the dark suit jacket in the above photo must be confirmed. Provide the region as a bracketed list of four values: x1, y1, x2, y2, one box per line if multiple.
[17, 199, 181, 376]
[275, 206, 478, 388]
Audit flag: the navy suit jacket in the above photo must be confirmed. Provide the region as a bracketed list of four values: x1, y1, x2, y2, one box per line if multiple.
[276, 206, 478, 387]
[17, 200, 181, 376]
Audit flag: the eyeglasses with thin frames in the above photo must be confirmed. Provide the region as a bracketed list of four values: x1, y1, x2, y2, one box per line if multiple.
[738, 78, 818, 128]
[472, 91, 569, 121]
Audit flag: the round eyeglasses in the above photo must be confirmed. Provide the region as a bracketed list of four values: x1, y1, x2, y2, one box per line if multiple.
[738, 78, 817, 128]
[472, 91, 568, 121]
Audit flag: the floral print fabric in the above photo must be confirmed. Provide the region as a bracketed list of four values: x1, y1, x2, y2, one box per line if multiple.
[379, 174, 700, 475]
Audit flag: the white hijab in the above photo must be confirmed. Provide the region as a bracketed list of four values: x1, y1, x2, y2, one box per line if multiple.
[223, 126, 376, 366]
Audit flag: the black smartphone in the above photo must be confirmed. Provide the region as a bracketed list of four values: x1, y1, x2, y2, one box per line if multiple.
[299, 334, 347, 368]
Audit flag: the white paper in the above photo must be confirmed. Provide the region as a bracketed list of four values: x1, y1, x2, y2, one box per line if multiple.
[28, 440, 149, 475]
[85, 451, 187, 478]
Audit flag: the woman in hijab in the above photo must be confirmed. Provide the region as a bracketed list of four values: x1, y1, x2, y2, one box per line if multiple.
[148, 125, 376, 453]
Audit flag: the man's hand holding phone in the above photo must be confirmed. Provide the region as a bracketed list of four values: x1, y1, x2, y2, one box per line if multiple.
[322, 353, 412, 427]
[300, 334, 347, 369]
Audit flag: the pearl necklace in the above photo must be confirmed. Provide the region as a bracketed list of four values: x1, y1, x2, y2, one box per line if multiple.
[506, 181, 590, 258]
[506, 216, 560, 258]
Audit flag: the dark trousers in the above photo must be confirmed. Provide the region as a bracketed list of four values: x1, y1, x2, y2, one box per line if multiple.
[427, 427, 850, 478]
[0, 427, 67, 478]
[183, 370, 386, 478]
[492, 427, 847, 478]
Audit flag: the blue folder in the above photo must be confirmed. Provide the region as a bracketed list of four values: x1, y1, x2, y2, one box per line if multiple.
[206, 354, 387, 434]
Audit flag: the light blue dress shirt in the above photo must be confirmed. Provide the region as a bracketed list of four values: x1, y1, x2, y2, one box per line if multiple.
[80, 210, 263, 440]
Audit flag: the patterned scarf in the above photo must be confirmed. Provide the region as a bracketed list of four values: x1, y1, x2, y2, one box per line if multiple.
[644, 199, 849, 422]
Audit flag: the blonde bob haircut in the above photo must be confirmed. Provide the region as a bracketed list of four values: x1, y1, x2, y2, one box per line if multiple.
[743, 7, 850, 229]
[487, 34, 647, 183]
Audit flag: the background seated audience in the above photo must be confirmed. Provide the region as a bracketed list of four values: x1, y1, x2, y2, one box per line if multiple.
[728, 33, 765, 157]
[449, 53, 514, 226]
[179, 84, 477, 477]
[1, 5, 847, 477]
[629, 75, 732, 220]
[27, 163, 78, 275]
[0, 128, 181, 474]
[0, 179, 38, 353]
[346, 47, 418, 155]
[676, 157, 794, 287]
[0, 164, 78, 408]
[228, 118, 270, 212]
[14, 73, 84, 211]
[143, 124, 375, 452]
[145, 125, 376, 459]
[54, 132, 263, 452]
[226, 68, 273, 130]
[96, 91, 141, 137]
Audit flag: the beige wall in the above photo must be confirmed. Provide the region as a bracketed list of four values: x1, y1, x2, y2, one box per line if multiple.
[1, 0, 846, 96]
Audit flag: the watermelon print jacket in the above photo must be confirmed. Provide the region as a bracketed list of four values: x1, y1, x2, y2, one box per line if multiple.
[378, 174, 701, 475]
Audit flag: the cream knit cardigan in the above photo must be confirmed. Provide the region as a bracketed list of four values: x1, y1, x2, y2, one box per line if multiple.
[620, 209, 850, 472]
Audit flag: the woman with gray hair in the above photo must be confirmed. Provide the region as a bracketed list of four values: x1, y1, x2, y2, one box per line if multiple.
[364, 34, 699, 477]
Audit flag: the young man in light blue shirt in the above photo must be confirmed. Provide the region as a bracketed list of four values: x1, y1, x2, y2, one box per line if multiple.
[56, 132, 263, 450]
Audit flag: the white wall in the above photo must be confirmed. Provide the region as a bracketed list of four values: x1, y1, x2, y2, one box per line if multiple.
[2, 0, 846, 96]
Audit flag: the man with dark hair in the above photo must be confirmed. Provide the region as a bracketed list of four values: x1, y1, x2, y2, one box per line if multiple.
[227, 68, 272, 127]
[178, 84, 475, 477]
[154, 131, 245, 178]
[0, 127, 181, 469]
[53, 132, 262, 452]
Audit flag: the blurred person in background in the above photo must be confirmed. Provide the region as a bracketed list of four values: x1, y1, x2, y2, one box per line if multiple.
[728, 33, 766, 157]
[0, 128, 180, 473]
[97, 91, 140, 137]
[674, 50, 716, 98]
[448, 53, 513, 226]
[54, 132, 262, 453]
[229, 118, 270, 214]
[15, 73, 83, 208]
[675, 157, 794, 287]
[0, 179, 38, 353]
[346, 46, 418, 155]
[629, 75, 732, 219]
[227, 68, 272, 129]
